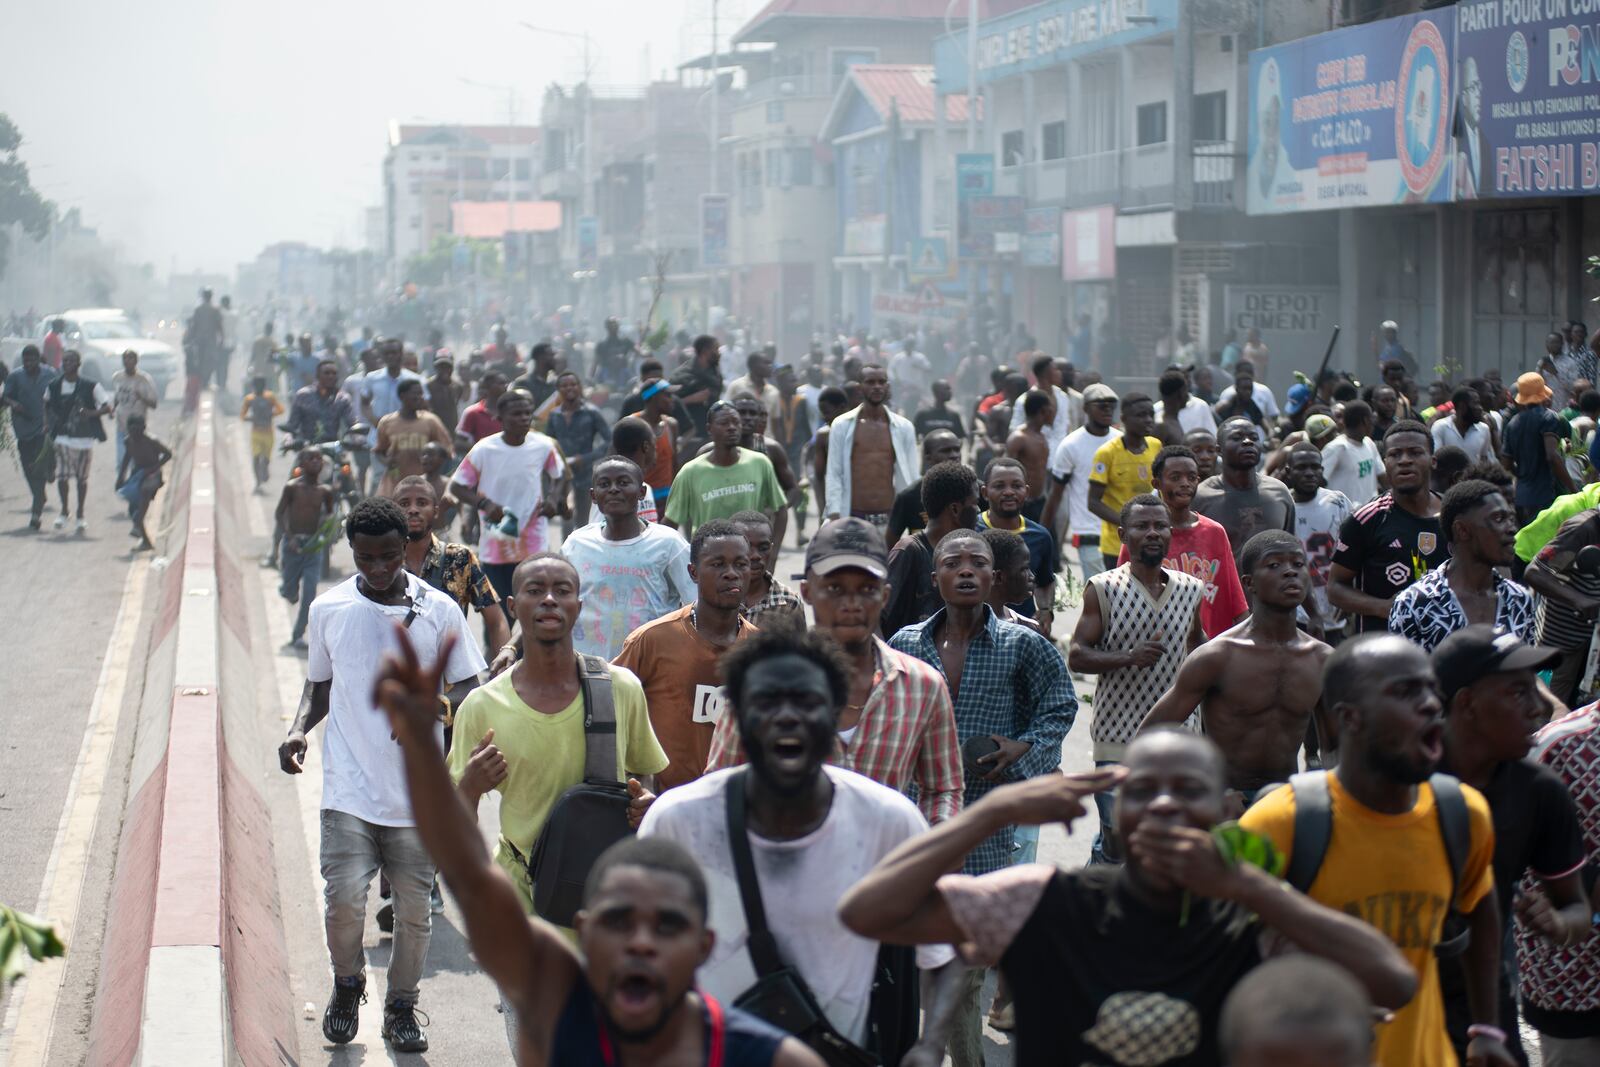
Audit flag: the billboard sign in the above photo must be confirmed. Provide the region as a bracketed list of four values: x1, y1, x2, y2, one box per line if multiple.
[1247, 11, 1455, 214]
[955, 152, 996, 258]
[1062, 205, 1116, 280]
[1021, 208, 1061, 267]
[1223, 286, 1341, 369]
[1454, 0, 1600, 199]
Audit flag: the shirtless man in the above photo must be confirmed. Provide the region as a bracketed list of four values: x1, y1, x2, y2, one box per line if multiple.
[375, 378, 453, 496]
[276, 448, 336, 649]
[115, 413, 173, 550]
[824, 365, 917, 535]
[1138, 529, 1332, 799]
[1005, 388, 1055, 522]
[699, 396, 801, 550]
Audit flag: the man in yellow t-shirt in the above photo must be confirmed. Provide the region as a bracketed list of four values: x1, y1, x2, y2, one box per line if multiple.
[1087, 391, 1161, 570]
[1241, 634, 1512, 1067]
[447, 554, 669, 916]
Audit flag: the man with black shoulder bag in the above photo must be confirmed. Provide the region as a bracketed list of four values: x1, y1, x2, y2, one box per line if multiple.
[641, 626, 969, 1067]
[448, 552, 669, 1057]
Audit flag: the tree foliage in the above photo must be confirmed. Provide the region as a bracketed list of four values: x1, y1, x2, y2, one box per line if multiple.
[403, 235, 501, 287]
[0, 114, 54, 278]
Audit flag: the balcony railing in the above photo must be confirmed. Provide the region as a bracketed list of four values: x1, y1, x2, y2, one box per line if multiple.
[1031, 140, 1237, 211]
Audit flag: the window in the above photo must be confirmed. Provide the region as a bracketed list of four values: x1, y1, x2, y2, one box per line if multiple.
[1042, 120, 1066, 161]
[767, 147, 783, 188]
[514, 159, 530, 179]
[767, 101, 785, 124]
[1137, 102, 1168, 146]
[1001, 129, 1025, 167]
[788, 147, 813, 186]
[1194, 91, 1228, 142]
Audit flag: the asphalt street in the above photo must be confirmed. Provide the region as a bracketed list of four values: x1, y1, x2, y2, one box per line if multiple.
[0, 395, 180, 1065]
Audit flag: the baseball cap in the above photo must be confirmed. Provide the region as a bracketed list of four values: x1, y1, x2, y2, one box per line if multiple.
[640, 379, 680, 401]
[1304, 413, 1337, 440]
[1082, 383, 1119, 405]
[1431, 624, 1560, 704]
[1381, 319, 1399, 331]
[1285, 383, 1312, 415]
[805, 517, 888, 578]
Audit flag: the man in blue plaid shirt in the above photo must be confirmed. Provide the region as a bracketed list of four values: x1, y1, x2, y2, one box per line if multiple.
[889, 526, 1077, 1064]
[889, 528, 1077, 874]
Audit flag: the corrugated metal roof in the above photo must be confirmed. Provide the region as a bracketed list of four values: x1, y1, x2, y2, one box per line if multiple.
[734, 0, 951, 42]
[849, 64, 972, 125]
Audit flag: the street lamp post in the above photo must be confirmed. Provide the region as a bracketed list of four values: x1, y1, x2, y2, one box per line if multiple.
[460, 77, 521, 312]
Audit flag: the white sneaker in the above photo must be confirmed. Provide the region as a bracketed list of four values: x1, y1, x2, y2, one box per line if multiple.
[75, 519, 87, 533]
[52, 515, 66, 530]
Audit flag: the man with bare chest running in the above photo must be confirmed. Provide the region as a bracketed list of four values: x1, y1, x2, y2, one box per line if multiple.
[1138, 530, 1332, 799]
[1005, 389, 1056, 521]
[824, 365, 918, 535]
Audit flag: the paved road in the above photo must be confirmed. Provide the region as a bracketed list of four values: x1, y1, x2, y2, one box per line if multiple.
[0, 396, 181, 1065]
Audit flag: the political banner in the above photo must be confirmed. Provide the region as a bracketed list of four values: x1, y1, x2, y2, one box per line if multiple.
[1455, 0, 1600, 199]
[1248, 10, 1455, 215]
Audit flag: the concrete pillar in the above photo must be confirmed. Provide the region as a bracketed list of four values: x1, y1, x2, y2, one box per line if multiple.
[1023, 71, 1037, 202]
[1339, 209, 1361, 372]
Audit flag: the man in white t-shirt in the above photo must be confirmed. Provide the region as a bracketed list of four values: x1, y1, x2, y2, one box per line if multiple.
[640, 627, 963, 1064]
[1321, 399, 1385, 507]
[450, 390, 567, 600]
[1154, 368, 1217, 443]
[1285, 443, 1354, 631]
[1212, 362, 1280, 427]
[1042, 383, 1122, 578]
[278, 497, 487, 1053]
[1008, 353, 1083, 455]
[561, 456, 697, 659]
[1430, 384, 1496, 465]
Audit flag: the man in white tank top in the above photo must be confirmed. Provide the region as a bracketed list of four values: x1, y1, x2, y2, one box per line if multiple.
[1068, 493, 1205, 863]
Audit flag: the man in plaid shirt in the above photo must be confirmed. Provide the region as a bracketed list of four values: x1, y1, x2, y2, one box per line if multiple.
[704, 517, 964, 825]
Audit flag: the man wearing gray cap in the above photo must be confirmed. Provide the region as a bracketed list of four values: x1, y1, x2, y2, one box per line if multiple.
[704, 517, 964, 827]
[1041, 382, 1121, 579]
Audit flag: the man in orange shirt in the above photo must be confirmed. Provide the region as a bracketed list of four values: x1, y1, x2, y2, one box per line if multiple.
[613, 518, 757, 790]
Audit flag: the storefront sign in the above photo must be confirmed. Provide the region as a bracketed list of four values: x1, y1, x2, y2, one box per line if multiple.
[1223, 286, 1340, 363]
[872, 287, 967, 330]
[1021, 208, 1061, 267]
[966, 195, 1026, 235]
[1062, 205, 1116, 280]
[577, 215, 599, 271]
[843, 215, 887, 256]
[1247, 11, 1455, 215]
[1454, 0, 1600, 199]
[933, 0, 1175, 92]
[907, 237, 951, 281]
[956, 153, 996, 259]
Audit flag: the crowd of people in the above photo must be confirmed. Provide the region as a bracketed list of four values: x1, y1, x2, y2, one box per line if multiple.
[22, 291, 1600, 1067]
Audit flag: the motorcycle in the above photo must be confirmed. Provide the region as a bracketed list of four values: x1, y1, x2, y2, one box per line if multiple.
[274, 423, 371, 570]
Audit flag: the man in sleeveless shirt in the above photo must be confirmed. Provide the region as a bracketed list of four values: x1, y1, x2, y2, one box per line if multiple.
[1069, 494, 1205, 863]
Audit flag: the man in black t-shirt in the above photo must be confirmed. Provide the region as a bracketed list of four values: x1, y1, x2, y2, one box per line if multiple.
[1505, 372, 1578, 523]
[670, 334, 725, 440]
[913, 379, 967, 440]
[887, 429, 963, 545]
[839, 730, 1416, 1067]
[882, 460, 978, 638]
[592, 316, 637, 392]
[1433, 626, 1590, 1067]
[1328, 420, 1447, 633]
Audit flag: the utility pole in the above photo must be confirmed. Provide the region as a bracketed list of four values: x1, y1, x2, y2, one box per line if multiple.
[966, 0, 979, 343]
[708, 0, 719, 329]
[1173, 0, 1194, 211]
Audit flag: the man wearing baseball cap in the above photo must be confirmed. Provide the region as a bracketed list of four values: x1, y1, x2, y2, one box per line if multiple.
[704, 517, 964, 827]
[1041, 382, 1122, 579]
[1432, 625, 1589, 1067]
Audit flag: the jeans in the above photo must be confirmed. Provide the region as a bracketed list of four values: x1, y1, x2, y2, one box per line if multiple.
[1075, 542, 1106, 580]
[1542, 1034, 1600, 1066]
[947, 964, 986, 1067]
[320, 809, 433, 1005]
[280, 540, 324, 642]
[1012, 823, 1040, 864]
[18, 433, 52, 520]
[482, 561, 517, 602]
[1090, 759, 1122, 865]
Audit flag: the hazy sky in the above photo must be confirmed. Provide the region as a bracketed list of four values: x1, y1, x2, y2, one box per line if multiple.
[0, 0, 746, 275]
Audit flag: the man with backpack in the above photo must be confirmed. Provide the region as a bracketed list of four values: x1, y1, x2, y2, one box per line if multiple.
[448, 552, 669, 1050]
[1240, 633, 1516, 1067]
[641, 627, 967, 1066]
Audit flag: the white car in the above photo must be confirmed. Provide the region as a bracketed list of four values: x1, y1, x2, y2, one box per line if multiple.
[35, 309, 180, 397]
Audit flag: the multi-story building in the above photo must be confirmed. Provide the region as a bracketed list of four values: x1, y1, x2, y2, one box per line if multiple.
[382, 123, 542, 271]
[723, 0, 964, 356]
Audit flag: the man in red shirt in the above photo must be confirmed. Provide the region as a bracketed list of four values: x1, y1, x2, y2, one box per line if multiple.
[42, 318, 65, 370]
[1119, 444, 1248, 637]
[456, 370, 506, 446]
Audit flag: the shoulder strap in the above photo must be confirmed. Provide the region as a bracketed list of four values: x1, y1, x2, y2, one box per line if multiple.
[724, 769, 787, 977]
[577, 654, 618, 781]
[1285, 770, 1333, 893]
[1429, 773, 1471, 909]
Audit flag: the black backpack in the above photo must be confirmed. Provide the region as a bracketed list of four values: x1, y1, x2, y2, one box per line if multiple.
[521, 654, 632, 927]
[1283, 770, 1473, 958]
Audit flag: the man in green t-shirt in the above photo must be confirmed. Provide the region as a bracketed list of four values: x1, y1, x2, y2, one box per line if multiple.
[448, 553, 668, 917]
[663, 401, 787, 538]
